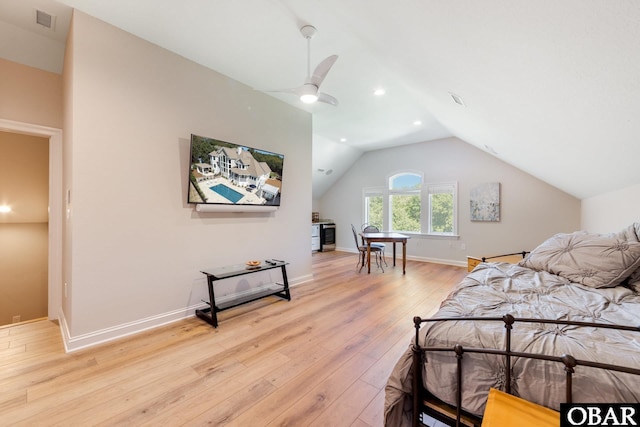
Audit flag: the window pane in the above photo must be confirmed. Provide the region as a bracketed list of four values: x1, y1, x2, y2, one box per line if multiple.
[391, 194, 421, 232]
[365, 195, 383, 229]
[430, 192, 453, 233]
[390, 174, 421, 190]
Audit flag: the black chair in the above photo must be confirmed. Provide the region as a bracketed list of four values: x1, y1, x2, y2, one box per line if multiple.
[362, 224, 388, 267]
[351, 224, 384, 272]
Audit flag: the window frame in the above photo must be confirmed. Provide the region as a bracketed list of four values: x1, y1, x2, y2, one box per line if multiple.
[362, 174, 458, 238]
[362, 187, 385, 230]
[426, 182, 458, 236]
[387, 171, 423, 233]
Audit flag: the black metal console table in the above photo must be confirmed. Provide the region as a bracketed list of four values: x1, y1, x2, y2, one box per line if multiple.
[196, 260, 290, 327]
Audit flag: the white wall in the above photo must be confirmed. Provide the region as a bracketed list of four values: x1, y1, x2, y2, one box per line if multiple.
[0, 57, 62, 128]
[62, 11, 312, 349]
[581, 183, 640, 233]
[312, 135, 363, 216]
[320, 137, 581, 264]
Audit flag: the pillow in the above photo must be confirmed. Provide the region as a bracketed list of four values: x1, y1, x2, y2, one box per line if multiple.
[519, 227, 640, 288]
[620, 223, 640, 288]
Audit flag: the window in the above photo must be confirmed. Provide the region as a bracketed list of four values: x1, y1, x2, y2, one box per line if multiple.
[363, 189, 383, 229]
[389, 173, 422, 233]
[427, 183, 457, 235]
[362, 174, 458, 237]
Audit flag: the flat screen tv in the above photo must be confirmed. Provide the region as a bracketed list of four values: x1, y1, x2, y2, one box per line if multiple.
[188, 134, 284, 208]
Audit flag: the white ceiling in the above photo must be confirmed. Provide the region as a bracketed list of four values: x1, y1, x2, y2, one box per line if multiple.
[2, 0, 640, 200]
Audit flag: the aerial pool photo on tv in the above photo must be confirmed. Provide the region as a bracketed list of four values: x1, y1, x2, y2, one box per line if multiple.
[188, 134, 284, 206]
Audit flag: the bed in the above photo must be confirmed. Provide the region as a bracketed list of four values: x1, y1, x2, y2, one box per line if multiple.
[384, 224, 640, 427]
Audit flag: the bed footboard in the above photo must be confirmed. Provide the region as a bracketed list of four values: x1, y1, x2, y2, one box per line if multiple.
[411, 314, 640, 427]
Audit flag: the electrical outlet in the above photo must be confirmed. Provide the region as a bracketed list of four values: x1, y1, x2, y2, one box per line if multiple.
[12, 315, 21, 323]
[461, 243, 466, 250]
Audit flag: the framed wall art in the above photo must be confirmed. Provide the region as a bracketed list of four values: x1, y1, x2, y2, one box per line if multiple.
[470, 182, 500, 221]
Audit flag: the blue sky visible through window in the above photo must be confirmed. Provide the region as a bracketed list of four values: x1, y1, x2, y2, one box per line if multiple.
[390, 173, 421, 190]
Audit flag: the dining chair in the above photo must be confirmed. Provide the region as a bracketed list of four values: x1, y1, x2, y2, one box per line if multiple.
[361, 224, 388, 267]
[351, 224, 384, 272]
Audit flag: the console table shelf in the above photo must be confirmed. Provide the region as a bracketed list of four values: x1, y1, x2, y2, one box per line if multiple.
[196, 260, 290, 327]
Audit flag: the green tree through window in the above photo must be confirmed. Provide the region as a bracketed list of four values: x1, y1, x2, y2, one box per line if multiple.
[365, 194, 383, 229]
[390, 173, 421, 233]
[427, 183, 457, 235]
[430, 192, 453, 233]
[363, 175, 457, 236]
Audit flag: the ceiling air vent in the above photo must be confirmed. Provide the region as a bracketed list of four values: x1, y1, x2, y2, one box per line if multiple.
[35, 9, 56, 31]
[449, 92, 466, 107]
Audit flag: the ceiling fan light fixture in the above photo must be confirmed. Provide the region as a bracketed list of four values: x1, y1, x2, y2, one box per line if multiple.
[264, 24, 338, 106]
[300, 83, 319, 103]
[300, 93, 318, 103]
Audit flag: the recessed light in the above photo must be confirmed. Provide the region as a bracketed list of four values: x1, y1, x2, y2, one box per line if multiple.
[373, 88, 386, 96]
[413, 120, 422, 126]
[340, 138, 347, 142]
[0, 205, 11, 213]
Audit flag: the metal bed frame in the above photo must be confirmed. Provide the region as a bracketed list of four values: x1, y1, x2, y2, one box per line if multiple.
[411, 314, 640, 427]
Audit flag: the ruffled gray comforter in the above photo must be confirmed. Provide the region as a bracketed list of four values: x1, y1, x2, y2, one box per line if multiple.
[384, 261, 640, 426]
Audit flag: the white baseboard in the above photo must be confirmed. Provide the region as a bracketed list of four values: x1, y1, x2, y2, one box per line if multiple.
[334, 247, 466, 268]
[59, 273, 312, 353]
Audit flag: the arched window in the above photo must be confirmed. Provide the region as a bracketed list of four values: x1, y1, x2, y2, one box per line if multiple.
[389, 172, 422, 233]
[362, 172, 457, 236]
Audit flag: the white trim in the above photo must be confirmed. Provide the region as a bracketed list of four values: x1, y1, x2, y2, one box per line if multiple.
[334, 248, 466, 268]
[60, 273, 312, 352]
[362, 186, 385, 229]
[0, 118, 63, 324]
[426, 181, 458, 236]
[386, 169, 424, 189]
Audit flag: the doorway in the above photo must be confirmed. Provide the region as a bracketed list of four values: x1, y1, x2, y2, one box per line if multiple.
[0, 119, 63, 326]
[0, 131, 48, 325]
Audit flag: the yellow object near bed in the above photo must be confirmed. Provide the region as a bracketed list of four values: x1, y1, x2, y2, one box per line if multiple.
[481, 388, 560, 427]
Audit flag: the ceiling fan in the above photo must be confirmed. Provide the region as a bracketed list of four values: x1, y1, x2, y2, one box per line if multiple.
[268, 25, 339, 106]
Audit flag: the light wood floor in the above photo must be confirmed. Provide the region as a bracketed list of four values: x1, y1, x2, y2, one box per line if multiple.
[0, 251, 467, 426]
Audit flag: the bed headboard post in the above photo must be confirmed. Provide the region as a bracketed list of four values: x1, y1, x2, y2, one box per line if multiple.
[412, 316, 423, 427]
[413, 316, 422, 346]
[561, 354, 577, 403]
[502, 314, 515, 394]
[454, 344, 465, 427]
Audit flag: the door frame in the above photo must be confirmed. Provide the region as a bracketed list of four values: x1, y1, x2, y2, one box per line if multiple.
[0, 118, 63, 321]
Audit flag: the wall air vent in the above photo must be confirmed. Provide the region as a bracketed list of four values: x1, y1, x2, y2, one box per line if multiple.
[35, 9, 56, 31]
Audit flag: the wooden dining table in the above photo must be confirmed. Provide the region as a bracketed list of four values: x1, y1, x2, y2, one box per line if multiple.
[360, 231, 410, 274]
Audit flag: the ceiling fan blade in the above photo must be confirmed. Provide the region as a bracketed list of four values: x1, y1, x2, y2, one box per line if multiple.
[317, 92, 339, 106]
[261, 87, 303, 95]
[310, 55, 338, 87]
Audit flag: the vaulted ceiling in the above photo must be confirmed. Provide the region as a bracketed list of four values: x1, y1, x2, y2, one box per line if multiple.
[3, 0, 640, 200]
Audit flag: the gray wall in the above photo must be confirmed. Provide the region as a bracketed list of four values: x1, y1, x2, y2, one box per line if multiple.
[61, 11, 313, 348]
[582, 183, 640, 234]
[320, 137, 581, 264]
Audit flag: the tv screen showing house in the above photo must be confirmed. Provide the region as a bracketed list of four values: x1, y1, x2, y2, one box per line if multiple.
[188, 134, 284, 206]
